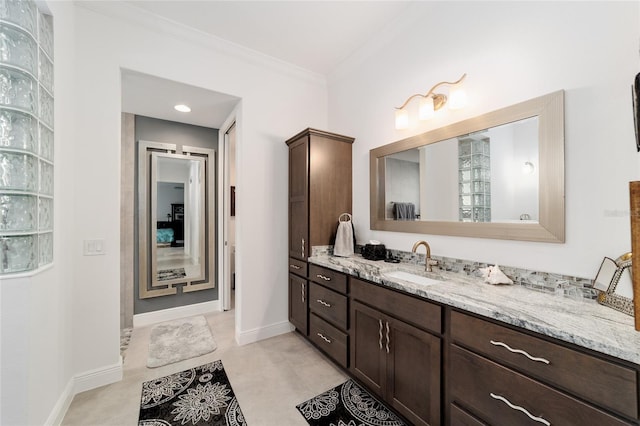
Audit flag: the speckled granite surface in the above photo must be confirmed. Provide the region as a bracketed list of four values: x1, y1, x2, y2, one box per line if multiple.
[308, 254, 640, 365]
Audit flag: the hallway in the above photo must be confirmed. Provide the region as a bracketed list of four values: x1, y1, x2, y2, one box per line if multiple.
[62, 309, 347, 425]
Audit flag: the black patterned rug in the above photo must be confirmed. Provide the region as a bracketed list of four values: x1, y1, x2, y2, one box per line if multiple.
[296, 379, 407, 426]
[157, 268, 186, 282]
[138, 360, 246, 426]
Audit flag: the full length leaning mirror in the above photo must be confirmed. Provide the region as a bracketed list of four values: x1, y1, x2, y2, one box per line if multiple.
[370, 90, 565, 242]
[138, 141, 215, 299]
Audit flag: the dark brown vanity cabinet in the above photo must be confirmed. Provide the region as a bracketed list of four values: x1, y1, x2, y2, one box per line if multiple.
[286, 128, 353, 261]
[350, 278, 442, 426]
[448, 310, 638, 425]
[308, 264, 349, 368]
[288, 258, 308, 336]
[286, 128, 353, 338]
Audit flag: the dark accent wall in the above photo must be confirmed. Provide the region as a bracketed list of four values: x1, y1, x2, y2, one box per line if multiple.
[134, 115, 219, 314]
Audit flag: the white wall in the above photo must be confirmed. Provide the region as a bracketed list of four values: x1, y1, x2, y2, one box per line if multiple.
[328, 1, 640, 279]
[70, 0, 327, 377]
[0, 1, 77, 424]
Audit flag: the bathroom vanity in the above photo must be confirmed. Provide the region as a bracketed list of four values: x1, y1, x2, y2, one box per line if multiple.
[293, 254, 640, 426]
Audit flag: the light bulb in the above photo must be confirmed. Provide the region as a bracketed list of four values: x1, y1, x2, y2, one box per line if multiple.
[448, 87, 467, 110]
[395, 109, 409, 129]
[419, 97, 434, 120]
[174, 104, 191, 113]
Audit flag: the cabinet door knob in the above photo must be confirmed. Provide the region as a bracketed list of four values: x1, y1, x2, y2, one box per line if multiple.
[316, 299, 332, 308]
[489, 393, 551, 425]
[317, 333, 332, 344]
[378, 319, 383, 350]
[490, 340, 550, 364]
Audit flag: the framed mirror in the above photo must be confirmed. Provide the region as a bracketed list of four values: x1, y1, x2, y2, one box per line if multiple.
[370, 90, 565, 242]
[138, 141, 215, 299]
[594, 253, 633, 316]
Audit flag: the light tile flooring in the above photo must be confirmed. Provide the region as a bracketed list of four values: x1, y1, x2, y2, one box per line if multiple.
[62, 309, 347, 425]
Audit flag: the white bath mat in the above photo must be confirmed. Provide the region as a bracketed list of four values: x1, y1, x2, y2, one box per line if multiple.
[147, 315, 217, 368]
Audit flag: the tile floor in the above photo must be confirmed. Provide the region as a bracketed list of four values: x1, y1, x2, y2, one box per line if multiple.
[62, 309, 347, 425]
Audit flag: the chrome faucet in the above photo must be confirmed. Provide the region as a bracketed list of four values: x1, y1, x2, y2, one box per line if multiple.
[412, 240, 436, 272]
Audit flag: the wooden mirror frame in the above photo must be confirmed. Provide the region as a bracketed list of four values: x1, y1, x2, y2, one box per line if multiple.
[370, 90, 565, 243]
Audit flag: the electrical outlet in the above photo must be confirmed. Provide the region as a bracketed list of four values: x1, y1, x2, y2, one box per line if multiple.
[83, 239, 106, 256]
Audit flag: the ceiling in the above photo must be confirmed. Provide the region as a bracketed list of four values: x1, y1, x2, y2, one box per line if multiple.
[120, 1, 412, 129]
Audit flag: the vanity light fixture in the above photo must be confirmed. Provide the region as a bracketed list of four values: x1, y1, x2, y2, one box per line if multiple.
[395, 73, 467, 129]
[174, 104, 191, 113]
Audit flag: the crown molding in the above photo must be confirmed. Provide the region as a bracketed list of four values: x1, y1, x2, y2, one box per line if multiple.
[76, 1, 327, 88]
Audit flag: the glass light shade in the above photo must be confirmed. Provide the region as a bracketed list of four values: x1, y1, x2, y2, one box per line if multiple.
[419, 97, 434, 120]
[448, 86, 467, 110]
[395, 108, 409, 130]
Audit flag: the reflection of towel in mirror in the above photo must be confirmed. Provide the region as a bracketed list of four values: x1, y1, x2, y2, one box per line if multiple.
[393, 202, 416, 220]
[334, 220, 354, 257]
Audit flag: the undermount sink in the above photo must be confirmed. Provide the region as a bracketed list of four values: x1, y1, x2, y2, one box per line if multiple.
[384, 270, 443, 287]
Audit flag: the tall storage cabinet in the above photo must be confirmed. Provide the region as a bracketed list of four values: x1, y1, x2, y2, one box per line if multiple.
[286, 128, 354, 335]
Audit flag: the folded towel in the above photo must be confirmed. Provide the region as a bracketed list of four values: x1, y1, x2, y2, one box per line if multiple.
[334, 214, 354, 257]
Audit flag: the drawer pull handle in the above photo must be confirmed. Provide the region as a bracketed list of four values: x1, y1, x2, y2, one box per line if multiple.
[378, 320, 383, 350]
[316, 299, 332, 308]
[290, 264, 301, 270]
[302, 239, 305, 258]
[490, 340, 550, 365]
[490, 393, 550, 426]
[385, 321, 390, 354]
[317, 333, 332, 344]
[316, 274, 332, 281]
[301, 283, 305, 304]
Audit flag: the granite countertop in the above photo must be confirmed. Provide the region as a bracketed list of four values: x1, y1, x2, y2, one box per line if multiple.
[308, 254, 640, 365]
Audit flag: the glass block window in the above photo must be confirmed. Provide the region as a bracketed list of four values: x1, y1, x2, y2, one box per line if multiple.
[0, 0, 53, 275]
[458, 137, 491, 222]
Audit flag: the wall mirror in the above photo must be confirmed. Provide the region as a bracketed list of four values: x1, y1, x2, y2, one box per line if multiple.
[370, 90, 565, 242]
[138, 141, 215, 299]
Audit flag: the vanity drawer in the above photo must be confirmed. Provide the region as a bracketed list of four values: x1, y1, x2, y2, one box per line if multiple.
[309, 282, 348, 330]
[309, 264, 348, 294]
[289, 257, 307, 277]
[450, 345, 631, 426]
[309, 313, 348, 368]
[449, 403, 488, 426]
[351, 277, 441, 334]
[450, 310, 638, 419]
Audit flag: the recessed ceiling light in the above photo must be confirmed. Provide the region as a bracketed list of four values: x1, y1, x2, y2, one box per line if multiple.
[174, 104, 191, 113]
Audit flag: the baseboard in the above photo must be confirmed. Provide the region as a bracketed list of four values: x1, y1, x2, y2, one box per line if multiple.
[44, 378, 74, 426]
[73, 358, 123, 395]
[133, 300, 221, 328]
[236, 320, 294, 346]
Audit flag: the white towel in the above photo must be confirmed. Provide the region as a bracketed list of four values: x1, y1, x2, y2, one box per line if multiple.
[333, 215, 354, 257]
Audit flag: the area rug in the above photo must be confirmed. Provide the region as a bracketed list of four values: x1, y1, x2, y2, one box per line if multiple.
[147, 316, 217, 368]
[138, 360, 246, 426]
[296, 379, 407, 426]
[158, 268, 187, 281]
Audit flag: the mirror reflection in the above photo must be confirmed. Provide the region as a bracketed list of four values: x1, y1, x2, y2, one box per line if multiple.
[370, 90, 564, 242]
[384, 117, 539, 223]
[151, 153, 205, 285]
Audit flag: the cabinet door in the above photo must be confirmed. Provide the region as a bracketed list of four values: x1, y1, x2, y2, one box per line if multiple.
[288, 137, 309, 260]
[387, 318, 441, 426]
[289, 274, 308, 336]
[350, 301, 386, 397]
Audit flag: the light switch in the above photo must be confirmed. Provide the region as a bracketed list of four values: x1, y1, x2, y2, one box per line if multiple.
[83, 239, 106, 256]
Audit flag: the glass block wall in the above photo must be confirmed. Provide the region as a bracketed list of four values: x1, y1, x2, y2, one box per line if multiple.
[0, 0, 54, 275]
[458, 137, 491, 222]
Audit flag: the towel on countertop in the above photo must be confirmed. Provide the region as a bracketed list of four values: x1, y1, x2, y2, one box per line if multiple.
[333, 214, 354, 257]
